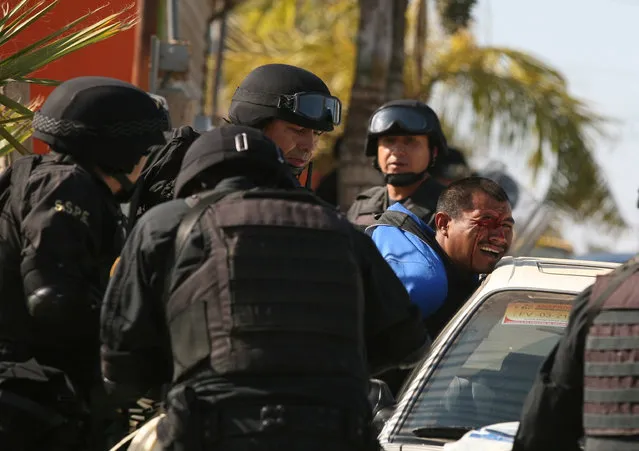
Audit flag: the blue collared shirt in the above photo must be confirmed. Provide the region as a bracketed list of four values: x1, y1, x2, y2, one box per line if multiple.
[367, 203, 448, 319]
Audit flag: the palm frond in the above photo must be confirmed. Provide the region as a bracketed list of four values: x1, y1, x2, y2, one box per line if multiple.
[0, 1, 137, 156]
[223, 3, 623, 228]
[0, 97, 42, 155]
[222, 0, 357, 119]
[423, 31, 625, 228]
[0, 2, 137, 84]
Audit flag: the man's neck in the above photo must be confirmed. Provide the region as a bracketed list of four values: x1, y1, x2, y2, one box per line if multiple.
[435, 233, 477, 278]
[387, 178, 426, 202]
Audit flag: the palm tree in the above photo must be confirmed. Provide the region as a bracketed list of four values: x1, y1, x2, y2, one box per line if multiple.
[416, 31, 621, 228]
[221, 0, 358, 179]
[339, 0, 478, 209]
[0, 0, 137, 156]
[220, 0, 624, 228]
[336, 0, 409, 206]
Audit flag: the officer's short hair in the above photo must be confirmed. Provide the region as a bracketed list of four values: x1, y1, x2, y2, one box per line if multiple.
[436, 176, 510, 219]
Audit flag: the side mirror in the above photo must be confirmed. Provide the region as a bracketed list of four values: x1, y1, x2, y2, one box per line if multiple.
[369, 379, 396, 434]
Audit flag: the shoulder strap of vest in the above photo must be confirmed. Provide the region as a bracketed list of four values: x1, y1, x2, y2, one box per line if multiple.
[163, 187, 240, 306]
[586, 256, 639, 326]
[374, 209, 438, 250]
[408, 203, 436, 228]
[373, 209, 456, 277]
[174, 189, 238, 268]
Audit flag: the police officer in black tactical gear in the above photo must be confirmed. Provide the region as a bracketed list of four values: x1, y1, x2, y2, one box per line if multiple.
[347, 100, 449, 229]
[0, 76, 169, 451]
[101, 125, 430, 451]
[227, 63, 342, 189]
[124, 63, 339, 231]
[512, 202, 639, 451]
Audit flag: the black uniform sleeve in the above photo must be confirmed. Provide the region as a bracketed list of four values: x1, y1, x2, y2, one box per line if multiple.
[512, 286, 591, 451]
[351, 228, 430, 375]
[100, 202, 195, 402]
[20, 170, 108, 341]
[100, 214, 171, 400]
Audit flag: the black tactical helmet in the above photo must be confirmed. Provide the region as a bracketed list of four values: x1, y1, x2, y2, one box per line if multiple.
[366, 100, 449, 187]
[174, 125, 297, 198]
[228, 64, 341, 132]
[365, 100, 448, 161]
[33, 76, 170, 175]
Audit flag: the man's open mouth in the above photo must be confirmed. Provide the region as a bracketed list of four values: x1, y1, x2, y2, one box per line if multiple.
[479, 245, 504, 259]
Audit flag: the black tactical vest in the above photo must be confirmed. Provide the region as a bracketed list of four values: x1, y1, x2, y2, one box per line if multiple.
[165, 189, 367, 385]
[347, 178, 444, 230]
[583, 256, 639, 442]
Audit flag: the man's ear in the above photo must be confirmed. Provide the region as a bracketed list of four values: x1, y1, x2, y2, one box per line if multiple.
[435, 212, 451, 237]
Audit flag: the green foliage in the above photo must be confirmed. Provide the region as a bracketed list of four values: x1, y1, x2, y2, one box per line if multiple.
[222, 0, 357, 165]
[223, 0, 357, 112]
[222, 0, 624, 227]
[0, 1, 137, 154]
[421, 32, 623, 227]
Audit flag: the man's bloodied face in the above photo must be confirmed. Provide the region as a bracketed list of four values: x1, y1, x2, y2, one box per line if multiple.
[436, 190, 514, 274]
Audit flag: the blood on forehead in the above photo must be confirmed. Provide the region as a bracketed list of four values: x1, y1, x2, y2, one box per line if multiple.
[471, 210, 513, 230]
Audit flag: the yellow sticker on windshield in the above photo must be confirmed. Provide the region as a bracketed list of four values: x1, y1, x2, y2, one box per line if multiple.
[502, 302, 571, 327]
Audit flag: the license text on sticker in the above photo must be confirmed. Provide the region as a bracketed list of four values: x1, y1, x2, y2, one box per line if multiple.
[502, 302, 571, 327]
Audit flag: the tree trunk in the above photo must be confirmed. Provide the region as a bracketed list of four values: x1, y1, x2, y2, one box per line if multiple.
[386, 0, 408, 100]
[411, 0, 427, 96]
[337, 0, 409, 210]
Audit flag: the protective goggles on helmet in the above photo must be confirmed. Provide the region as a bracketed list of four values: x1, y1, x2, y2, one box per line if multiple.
[233, 88, 342, 126]
[369, 106, 433, 135]
[278, 92, 341, 125]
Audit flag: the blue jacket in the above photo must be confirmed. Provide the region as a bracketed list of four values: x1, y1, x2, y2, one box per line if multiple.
[367, 203, 448, 320]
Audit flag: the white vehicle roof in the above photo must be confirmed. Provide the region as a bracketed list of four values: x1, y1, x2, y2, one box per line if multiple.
[380, 257, 621, 451]
[480, 256, 620, 295]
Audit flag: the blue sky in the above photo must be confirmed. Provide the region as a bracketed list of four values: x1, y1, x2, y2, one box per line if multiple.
[469, 0, 639, 253]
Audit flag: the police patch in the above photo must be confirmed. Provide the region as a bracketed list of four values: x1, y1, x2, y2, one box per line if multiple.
[110, 256, 121, 278]
[54, 199, 90, 225]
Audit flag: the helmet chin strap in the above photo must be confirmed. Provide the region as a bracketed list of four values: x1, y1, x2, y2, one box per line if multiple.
[383, 169, 429, 187]
[305, 161, 313, 189]
[111, 173, 139, 203]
